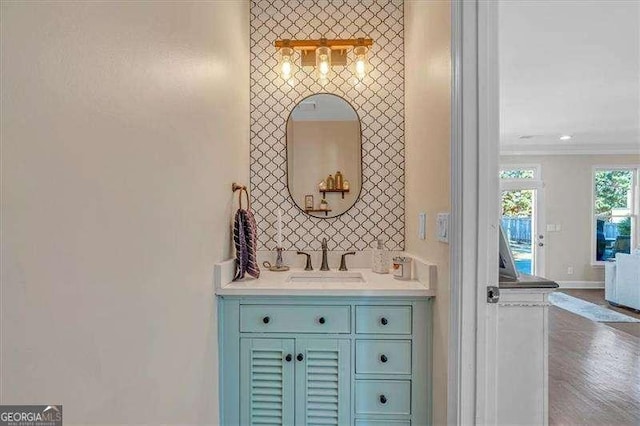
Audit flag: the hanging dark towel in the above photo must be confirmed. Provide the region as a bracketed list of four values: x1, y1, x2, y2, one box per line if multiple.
[233, 207, 260, 280]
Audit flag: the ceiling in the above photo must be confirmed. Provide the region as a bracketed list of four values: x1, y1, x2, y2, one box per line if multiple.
[499, 0, 640, 155]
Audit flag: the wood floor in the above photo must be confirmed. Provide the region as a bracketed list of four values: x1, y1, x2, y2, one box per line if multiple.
[549, 289, 640, 426]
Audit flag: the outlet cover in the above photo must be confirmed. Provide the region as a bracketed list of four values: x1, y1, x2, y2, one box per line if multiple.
[436, 213, 450, 243]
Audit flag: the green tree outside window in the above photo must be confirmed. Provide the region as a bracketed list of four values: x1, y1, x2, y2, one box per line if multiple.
[500, 169, 534, 180]
[502, 190, 533, 217]
[594, 170, 632, 216]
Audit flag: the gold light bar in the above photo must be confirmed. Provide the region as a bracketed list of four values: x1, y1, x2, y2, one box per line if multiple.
[276, 38, 372, 67]
[274, 38, 373, 50]
[275, 37, 373, 80]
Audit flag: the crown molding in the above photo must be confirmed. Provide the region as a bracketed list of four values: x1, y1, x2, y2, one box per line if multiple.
[500, 144, 640, 156]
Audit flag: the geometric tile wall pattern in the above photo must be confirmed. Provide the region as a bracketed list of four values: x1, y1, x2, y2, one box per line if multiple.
[250, 0, 404, 251]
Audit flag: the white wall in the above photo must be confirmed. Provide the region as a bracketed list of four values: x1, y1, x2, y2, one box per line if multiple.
[405, 1, 451, 425]
[1, 2, 249, 424]
[501, 154, 640, 283]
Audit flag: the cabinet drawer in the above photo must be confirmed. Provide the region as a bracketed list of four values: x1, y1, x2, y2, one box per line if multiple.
[240, 305, 350, 333]
[355, 306, 412, 334]
[356, 340, 411, 374]
[355, 380, 411, 415]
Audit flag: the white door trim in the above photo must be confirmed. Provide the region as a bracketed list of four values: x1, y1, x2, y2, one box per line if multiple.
[449, 0, 500, 424]
[533, 188, 547, 276]
[447, 0, 464, 422]
[499, 181, 543, 191]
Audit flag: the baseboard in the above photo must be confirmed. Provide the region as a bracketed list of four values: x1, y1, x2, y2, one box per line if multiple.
[556, 280, 605, 289]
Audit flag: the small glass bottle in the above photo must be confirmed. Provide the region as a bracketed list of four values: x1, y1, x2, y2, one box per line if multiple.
[343, 180, 350, 191]
[371, 238, 390, 274]
[318, 180, 326, 191]
[335, 171, 343, 190]
[326, 174, 335, 190]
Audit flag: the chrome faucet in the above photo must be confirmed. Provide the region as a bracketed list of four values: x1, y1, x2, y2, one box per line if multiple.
[320, 238, 330, 271]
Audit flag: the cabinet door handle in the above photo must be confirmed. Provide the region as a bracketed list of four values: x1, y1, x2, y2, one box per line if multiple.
[380, 354, 388, 363]
[284, 354, 292, 362]
[380, 317, 388, 325]
[263, 316, 270, 324]
[297, 353, 304, 362]
[379, 394, 387, 404]
[318, 316, 326, 324]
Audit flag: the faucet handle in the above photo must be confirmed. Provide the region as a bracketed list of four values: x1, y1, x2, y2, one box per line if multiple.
[296, 251, 313, 271]
[339, 252, 356, 271]
[321, 237, 328, 249]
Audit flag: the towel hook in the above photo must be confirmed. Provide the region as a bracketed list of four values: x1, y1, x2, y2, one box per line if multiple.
[232, 182, 251, 210]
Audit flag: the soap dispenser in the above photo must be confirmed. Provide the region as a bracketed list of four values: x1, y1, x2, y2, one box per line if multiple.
[371, 238, 390, 274]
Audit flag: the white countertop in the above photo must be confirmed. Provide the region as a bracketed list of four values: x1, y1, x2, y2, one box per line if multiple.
[214, 259, 436, 297]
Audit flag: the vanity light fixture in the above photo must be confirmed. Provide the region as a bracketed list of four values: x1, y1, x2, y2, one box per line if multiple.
[274, 37, 373, 83]
[559, 135, 572, 141]
[278, 44, 294, 81]
[316, 44, 332, 85]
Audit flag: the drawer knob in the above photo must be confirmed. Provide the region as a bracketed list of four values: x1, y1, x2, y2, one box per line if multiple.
[318, 316, 326, 324]
[297, 353, 304, 362]
[380, 317, 388, 326]
[380, 354, 388, 363]
[379, 394, 387, 404]
[284, 354, 292, 362]
[263, 316, 270, 324]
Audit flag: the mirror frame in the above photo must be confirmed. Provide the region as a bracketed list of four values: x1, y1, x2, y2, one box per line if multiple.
[285, 93, 363, 220]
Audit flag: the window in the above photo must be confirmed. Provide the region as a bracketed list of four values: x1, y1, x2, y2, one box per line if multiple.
[499, 165, 538, 181]
[499, 169, 535, 180]
[593, 167, 639, 263]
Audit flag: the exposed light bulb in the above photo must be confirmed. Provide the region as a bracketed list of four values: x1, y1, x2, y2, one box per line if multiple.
[319, 56, 330, 75]
[353, 45, 368, 80]
[279, 47, 294, 81]
[559, 135, 572, 141]
[281, 59, 292, 79]
[355, 59, 366, 77]
[316, 45, 332, 83]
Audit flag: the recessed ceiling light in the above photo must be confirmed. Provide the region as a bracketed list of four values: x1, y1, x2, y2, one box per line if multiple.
[559, 135, 572, 141]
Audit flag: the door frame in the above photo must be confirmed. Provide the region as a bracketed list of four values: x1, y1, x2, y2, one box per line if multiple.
[499, 164, 546, 276]
[449, 0, 499, 424]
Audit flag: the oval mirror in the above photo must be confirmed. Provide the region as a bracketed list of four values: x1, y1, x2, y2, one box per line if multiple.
[286, 94, 362, 219]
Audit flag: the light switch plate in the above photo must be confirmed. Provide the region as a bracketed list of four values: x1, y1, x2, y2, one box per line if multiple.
[418, 212, 426, 240]
[436, 213, 450, 243]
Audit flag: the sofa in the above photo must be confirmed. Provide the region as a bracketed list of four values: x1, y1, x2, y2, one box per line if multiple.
[605, 252, 640, 311]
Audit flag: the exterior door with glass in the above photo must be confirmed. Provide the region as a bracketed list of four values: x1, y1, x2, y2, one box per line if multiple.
[500, 166, 545, 276]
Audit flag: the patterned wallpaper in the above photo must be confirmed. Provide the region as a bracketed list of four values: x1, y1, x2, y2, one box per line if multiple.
[250, 0, 404, 251]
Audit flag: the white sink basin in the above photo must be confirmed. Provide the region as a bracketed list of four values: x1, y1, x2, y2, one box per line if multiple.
[287, 271, 366, 283]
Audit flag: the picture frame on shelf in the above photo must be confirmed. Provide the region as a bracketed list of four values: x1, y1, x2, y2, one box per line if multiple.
[304, 195, 314, 210]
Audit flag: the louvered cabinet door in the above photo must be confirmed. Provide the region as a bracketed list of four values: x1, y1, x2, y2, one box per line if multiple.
[294, 339, 351, 426]
[240, 338, 295, 426]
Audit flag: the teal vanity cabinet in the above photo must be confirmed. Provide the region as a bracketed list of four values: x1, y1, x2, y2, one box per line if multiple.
[218, 296, 432, 426]
[240, 337, 350, 425]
